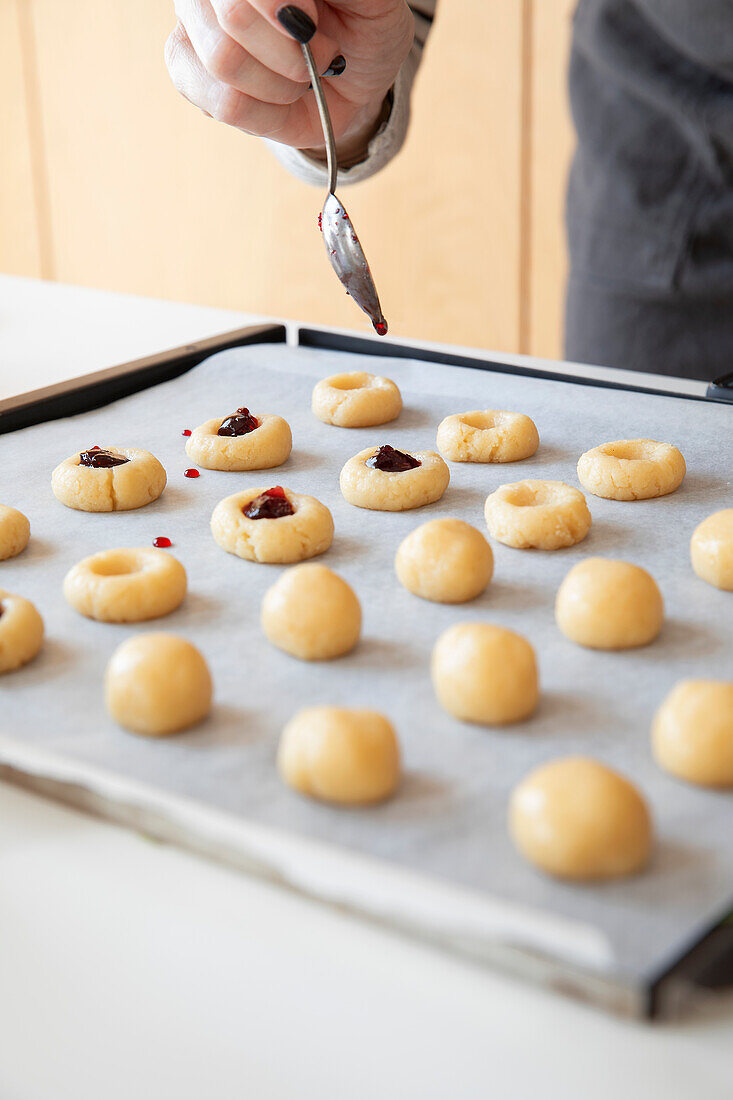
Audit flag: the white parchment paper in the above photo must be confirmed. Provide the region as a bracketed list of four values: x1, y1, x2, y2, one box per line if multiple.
[1, 342, 732, 980]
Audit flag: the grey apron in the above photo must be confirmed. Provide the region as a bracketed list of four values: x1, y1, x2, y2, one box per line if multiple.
[565, 0, 733, 380]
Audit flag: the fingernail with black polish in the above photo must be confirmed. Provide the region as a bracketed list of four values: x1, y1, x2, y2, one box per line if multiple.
[324, 54, 346, 77]
[276, 5, 316, 43]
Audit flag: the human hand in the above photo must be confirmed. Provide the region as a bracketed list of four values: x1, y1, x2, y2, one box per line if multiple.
[165, 1, 414, 155]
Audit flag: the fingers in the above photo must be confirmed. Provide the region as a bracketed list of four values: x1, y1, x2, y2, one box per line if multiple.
[166, 21, 303, 137]
[210, 1, 338, 80]
[176, 0, 338, 89]
[224, 0, 320, 42]
[174, 0, 306, 103]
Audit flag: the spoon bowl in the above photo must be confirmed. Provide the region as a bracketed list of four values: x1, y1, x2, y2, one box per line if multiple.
[302, 43, 388, 336]
[320, 193, 387, 334]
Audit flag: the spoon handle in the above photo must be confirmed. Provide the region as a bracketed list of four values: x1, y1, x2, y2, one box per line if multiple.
[301, 43, 338, 195]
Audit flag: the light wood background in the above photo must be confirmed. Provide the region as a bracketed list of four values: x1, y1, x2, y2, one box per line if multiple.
[2, 0, 576, 358]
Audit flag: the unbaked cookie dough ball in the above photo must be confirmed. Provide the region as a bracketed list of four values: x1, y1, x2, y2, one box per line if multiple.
[340, 445, 449, 511]
[577, 439, 686, 500]
[484, 479, 591, 550]
[211, 485, 333, 563]
[652, 679, 733, 788]
[312, 371, 402, 428]
[436, 409, 539, 463]
[509, 757, 652, 880]
[262, 564, 361, 660]
[0, 505, 30, 561]
[0, 590, 44, 673]
[52, 446, 166, 512]
[278, 706, 400, 805]
[185, 407, 292, 471]
[63, 547, 187, 622]
[395, 518, 493, 603]
[690, 509, 733, 591]
[555, 557, 663, 649]
[105, 633, 212, 736]
[431, 622, 538, 725]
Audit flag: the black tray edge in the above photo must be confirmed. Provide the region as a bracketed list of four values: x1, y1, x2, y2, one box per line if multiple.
[298, 327, 729, 405]
[0, 323, 287, 435]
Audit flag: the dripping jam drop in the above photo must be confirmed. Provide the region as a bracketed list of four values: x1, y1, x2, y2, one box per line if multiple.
[243, 486, 294, 520]
[184, 468, 200, 478]
[182, 429, 192, 436]
[366, 445, 420, 473]
[152, 537, 172, 548]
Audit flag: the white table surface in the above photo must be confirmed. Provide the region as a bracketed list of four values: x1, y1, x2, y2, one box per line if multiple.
[1, 275, 731, 1100]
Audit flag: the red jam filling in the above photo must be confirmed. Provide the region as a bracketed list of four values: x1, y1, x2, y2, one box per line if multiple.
[79, 447, 129, 468]
[243, 486, 294, 520]
[184, 468, 200, 478]
[365, 445, 420, 472]
[152, 537, 172, 548]
[217, 408, 259, 437]
[78, 444, 128, 466]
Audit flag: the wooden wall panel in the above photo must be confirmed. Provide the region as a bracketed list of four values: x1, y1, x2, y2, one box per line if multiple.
[527, 0, 576, 360]
[24, 0, 524, 351]
[0, 0, 44, 277]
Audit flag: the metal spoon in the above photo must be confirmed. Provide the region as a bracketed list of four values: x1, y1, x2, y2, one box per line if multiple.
[301, 43, 388, 336]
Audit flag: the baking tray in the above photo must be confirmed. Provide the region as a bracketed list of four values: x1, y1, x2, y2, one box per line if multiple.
[1, 323, 731, 1019]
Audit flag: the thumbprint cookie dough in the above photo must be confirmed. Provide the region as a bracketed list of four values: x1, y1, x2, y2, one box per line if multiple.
[340, 445, 449, 511]
[52, 446, 166, 512]
[652, 680, 733, 788]
[63, 547, 187, 623]
[211, 485, 334, 563]
[312, 371, 402, 428]
[509, 757, 652, 880]
[0, 505, 30, 560]
[0, 590, 44, 673]
[262, 563, 361, 660]
[395, 518, 493, 604]
[690, 509, 733, 590]
[431, 622, 538, 725]
[577, 439, 686, 500]
[436, 409, 539, 463]
[105, 633, 212, 736]
[555, 557, 663, 649]
[185, 407, 292, 471]
[278, 706, 400, 805]
[484, 480, 591, 550]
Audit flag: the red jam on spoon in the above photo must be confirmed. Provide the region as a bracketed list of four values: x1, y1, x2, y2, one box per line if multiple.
[218, 408, 259, 437]
[243, 486, 294, 520]
[79, 447, 129, 468]
[365, 445, 420, 472]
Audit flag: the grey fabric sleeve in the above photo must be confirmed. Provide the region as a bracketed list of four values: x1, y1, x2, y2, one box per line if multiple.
[265, 4, 436, 187]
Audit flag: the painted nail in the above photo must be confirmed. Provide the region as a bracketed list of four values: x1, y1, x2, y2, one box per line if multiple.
[276, 5, 316, 43]
[324, 54, 346, 77]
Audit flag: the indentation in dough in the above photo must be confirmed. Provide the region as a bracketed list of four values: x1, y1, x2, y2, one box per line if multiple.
[329, 374, 369, 391]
